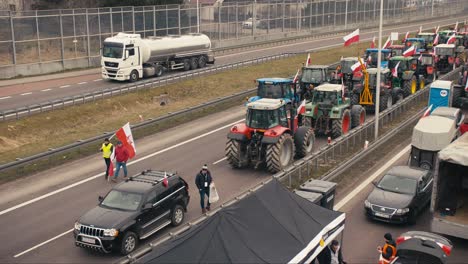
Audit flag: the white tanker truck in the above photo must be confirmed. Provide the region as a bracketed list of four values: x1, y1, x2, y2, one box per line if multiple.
[101, 33, 215, 82]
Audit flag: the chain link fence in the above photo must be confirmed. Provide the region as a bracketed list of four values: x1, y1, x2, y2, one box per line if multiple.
[0, 0, 467, 78]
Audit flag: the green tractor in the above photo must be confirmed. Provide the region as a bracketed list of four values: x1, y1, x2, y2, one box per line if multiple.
[434, 43, 465, 74]
[302, 83, 366, 139]
[351, 67, 394, 113]
[388, 56, 424, 98]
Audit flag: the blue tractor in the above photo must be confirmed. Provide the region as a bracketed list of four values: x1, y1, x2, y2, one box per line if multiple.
[404, 37, 426, 54]
[364, 48, 391, 68]
[248, 78, 299, 105]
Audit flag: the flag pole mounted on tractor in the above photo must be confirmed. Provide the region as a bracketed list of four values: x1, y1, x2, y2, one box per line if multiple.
[375, 0, 384, 141]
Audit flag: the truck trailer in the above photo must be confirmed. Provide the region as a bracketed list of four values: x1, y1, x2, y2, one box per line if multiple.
[430, 132, 468, 240]
[101, 33, 215, 82]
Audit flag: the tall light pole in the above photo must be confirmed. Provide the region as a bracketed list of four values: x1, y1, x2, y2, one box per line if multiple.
[375, 0, 384, 141]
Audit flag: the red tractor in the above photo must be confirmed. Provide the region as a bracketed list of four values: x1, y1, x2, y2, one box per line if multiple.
[226, 98, 315, 173]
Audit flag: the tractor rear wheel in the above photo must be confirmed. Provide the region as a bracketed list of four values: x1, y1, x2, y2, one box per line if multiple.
[331, 109, 351, 138]
[351, 93, 359, 105]
[419, 76, 426, 90]
[266, 134, 295, 173]
[378, 92, 390, 112]
[294, 126, 315, 158]
[351, 105, 366, 128]
[403, 75, 417, 97]
[225, 139, 248, 169]
[392, 88, 404, 104]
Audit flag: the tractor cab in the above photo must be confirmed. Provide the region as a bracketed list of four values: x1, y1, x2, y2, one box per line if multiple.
[310, 84, 346, 106]
[389, 56, 416, 76]
[365, 48, 391, 68]
[457, 32, 468, 48]
[340, 57, 359, 75]
[434, 44, 463, 73]
[389, 56, 423, 97]
[245, 99, 295, 130]
[249, 78, 298, 105]
[438, 30, 456, 44]
[300, 65, 333, 99]
[339, 57, 362, 89]
[414, 53, 436, 82]
[389, 45, 405, 57]
[416, 32, 436, 50]
[404, 38, 426, 53]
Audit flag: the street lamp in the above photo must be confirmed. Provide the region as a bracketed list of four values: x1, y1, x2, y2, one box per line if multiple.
[375, 0, 384, 141]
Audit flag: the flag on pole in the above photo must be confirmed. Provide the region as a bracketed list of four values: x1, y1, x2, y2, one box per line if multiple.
[433, 34, 439, 46]
[341, 78, 345, 99]
[404, 31, 410, 42]
[465, 75, 468, 92]
[293, 68, 300, 83]
[447, 34, 456, 44]
[383, 36, 392, 49]
[392, 61, 400, 78]
[343, 29, 360, 46]
[422, 105, 433, 118]
[115, 122, 136, 159]
[371, 36, 376, 48]
[454, 21, 458, 32]
[350, 61, 361, 73]
[419, 26, 422, 34]
[162, 172, 168, 187]
[108, 148, 115, 180]
[435, 25, 440, 34]
[403, 45, 416, 57]
[296, 99, 306, 115]
[305, 53, 311, 66]
[418, 54, 423, 62]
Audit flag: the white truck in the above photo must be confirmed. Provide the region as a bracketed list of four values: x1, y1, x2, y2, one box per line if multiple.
[101, 33, 215, 82]
[430, 132, 468, 239]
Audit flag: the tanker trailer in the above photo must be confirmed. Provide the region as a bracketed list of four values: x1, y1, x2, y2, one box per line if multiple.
[101, 33, 215, 82]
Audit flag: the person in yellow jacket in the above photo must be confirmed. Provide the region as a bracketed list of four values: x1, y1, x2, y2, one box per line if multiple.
[100, 138, 114, 180]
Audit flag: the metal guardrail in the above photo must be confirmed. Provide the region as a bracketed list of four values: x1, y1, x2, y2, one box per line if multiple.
[117, 66, 463, 264]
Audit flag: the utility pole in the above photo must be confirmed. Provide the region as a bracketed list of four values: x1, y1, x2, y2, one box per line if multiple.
[375, 0, 384, 141]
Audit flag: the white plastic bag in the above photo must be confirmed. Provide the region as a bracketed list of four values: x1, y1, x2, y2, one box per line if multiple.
[209, 183, 219, 203]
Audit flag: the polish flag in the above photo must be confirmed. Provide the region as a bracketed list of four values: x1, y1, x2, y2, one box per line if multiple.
[433, 34, 439, 45]
[422, 105, 433, 118]
[419, 26, 422, 34]
[465, 76, 468, 92]
[383, 36, 392, 49]
[447, 34, 456, 44]
[296, 99, 306, 115]
[351, 61, 361, 73]
[454, 21, 458, 32]
[343, 29, 360, 46]
[392, 61, 400, 78]
[115, 122, 136, 159]
[293, 68, 300, 83]
[404, 31, 410, 42]
[418, 54, 423, 62]
[108, 148, 115, 180]
[305, 53, 311, 66]
[435, 25, 440, 34]
[367, 55, 372, 64]
[403, 45, 416, 57]
[371, 36, 376, 48]
[341, 78, 345, 99]
[162, 172, 168, 187]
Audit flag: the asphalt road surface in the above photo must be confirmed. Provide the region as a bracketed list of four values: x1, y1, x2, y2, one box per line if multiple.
[0, 15, 466, 111]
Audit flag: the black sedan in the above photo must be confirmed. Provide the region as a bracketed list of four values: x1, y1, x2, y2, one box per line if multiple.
[364, 166, 433, 224]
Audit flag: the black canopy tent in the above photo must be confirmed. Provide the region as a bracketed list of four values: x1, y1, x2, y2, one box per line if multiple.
[139, 180, 345, 264]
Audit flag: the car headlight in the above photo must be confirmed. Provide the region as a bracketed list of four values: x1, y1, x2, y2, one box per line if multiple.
[364, 200, 371, 208]
[396, 208, 410, 214]
[74, 222, 82, 231]
[104, 228, 119, 237]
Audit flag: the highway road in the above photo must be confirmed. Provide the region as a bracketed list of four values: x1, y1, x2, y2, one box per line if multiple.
[0, 15, 466, 111]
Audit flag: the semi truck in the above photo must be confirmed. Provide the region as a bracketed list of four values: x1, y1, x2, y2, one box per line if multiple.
[430, 132, 468, 240]
[101, 33, 215, 82]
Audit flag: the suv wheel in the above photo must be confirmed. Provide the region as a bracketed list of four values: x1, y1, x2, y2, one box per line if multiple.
[120, 231, 138, 255]
[171, 204, 184, 227]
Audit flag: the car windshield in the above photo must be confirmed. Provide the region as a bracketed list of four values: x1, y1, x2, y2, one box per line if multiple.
[246, 109, 279, 129]
[101, 190, 143, 211]
[257, 83, 286, 99]
[341, 60, 356, 74]
[377, 174, 417, 195]
[301, 69, 324, 83]
[102, 42, 123, 58]
[312, 90, 338, 104]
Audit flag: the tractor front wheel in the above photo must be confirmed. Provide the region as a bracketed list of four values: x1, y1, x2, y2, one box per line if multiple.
[331, 109, 351, 138]
[266, 134, 295, 173]
[351, 105, 366, 128]
[225, 139, 248, 169]
[419, 76, 426, 90]
[294, 127, 315, 158]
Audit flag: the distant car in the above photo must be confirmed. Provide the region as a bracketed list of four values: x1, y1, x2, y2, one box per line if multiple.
[391, 231, 452, 264]
[242, 17, 262, 29]
[364, 166, 433, 224]
[73, 170, 190, 255]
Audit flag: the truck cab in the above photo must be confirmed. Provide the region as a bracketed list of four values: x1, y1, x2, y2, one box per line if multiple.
[102, 33, 143, 81]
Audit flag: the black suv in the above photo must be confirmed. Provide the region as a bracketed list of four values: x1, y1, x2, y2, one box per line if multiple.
[73, 170, 190, 255]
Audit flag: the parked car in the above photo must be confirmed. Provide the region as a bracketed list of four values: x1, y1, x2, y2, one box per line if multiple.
[73, 170, 190, 255]
[242, 17, 259, 29]
[391, 231, 452, 264]
[364, 166, 433, 224]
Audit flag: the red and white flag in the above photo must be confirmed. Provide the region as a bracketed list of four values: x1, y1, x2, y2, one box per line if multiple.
[367, 55, 372, 64]
[404, 31, 410, 42]
[293, 68, 300, 83]
[108, 149, 115, 179]
[418, 54, 423, 62]
[296, 99, 306, 115]
[454, 21, 458, 32]
[435, 25, 440, 34]
[465, 76, 468, 92]
[341, 78, 345, 99]
[403, 45, 416, 57]
[422, 105, 433, 118]
[447, 34, 456, 44]
[392, 61, 400, 78]
[419, 26, 422, 34]
[383, 36, 392, 49]
[433, 34, 439, 45]
[162, 172, 169, 187]
[343, 29, 360, 46]
[305, 53, 311, 66]
[371, 36, 376, 48]
[115, 122, 136, 159]
[350, 61, 361, 73]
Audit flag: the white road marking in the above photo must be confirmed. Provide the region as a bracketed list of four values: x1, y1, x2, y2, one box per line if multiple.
[0, 119, 243, 217]
[334, 144, 411, 211]
[13, 229, 73, 258]
[59, 85, 70, 88]
[78, 82, 87, 85]
[93, 79, 102, 82]
[20, 92, 32, 96]
[41, 89, 52, 92]
[0, 96, 11, 100]
[213, 157, 227, 165]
